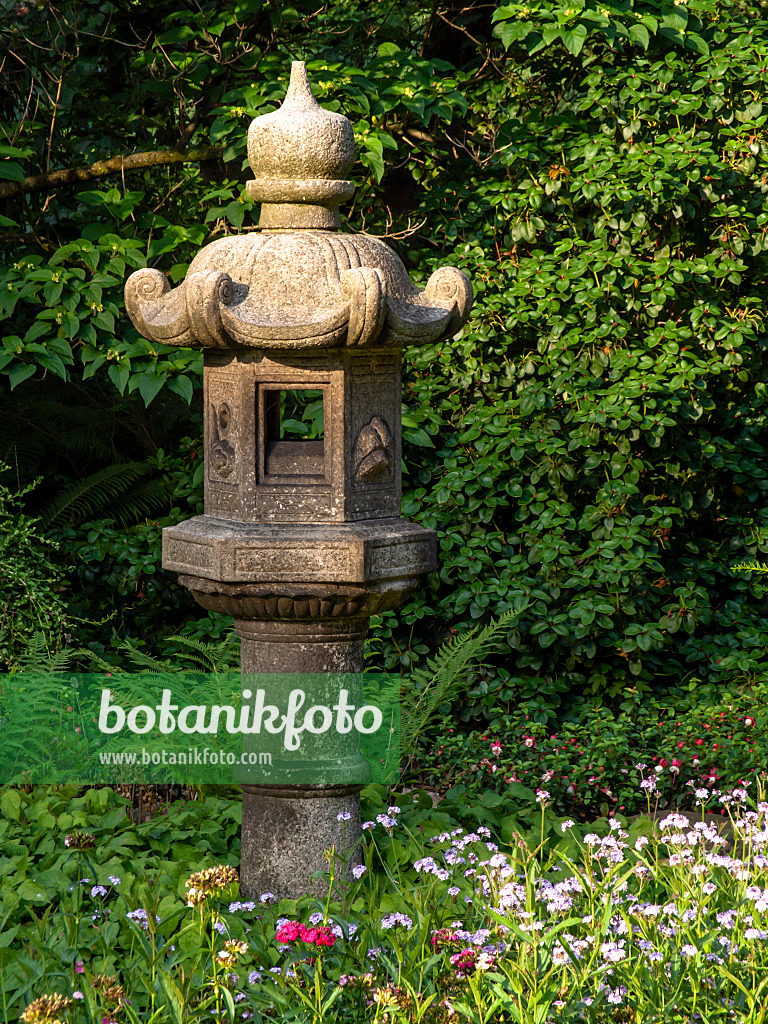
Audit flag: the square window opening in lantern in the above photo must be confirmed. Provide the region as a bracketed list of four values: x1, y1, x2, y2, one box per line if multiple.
[264, 389, 325, 477]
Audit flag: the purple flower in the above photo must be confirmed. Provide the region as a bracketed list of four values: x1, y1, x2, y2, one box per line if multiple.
[381, 913, 413, 930]
[352, 864, 367, 880]
[229, 901, 257, 912]
[126, 909, 160, 930]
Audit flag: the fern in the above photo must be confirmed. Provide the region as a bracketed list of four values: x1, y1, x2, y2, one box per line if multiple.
[0, 669, 76, 780]
[110, 477, 174, 526]
[399, 609, 517, 762]
[112, 638, 174, 673]
[13, 631, 74, 674]
[40, 462, 156, 528]
[74, 632, 240, 676]
[160, 633, 239, 674]
[733, 561, 768, 576]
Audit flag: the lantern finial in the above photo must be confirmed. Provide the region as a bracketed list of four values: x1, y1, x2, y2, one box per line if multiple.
[246, 61, 356, 230]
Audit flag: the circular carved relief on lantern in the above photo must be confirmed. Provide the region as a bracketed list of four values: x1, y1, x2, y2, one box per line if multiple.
[210, 400, 236, 479]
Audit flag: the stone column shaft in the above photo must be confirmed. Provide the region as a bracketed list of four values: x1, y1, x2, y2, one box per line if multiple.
[237, 617, 366, 899]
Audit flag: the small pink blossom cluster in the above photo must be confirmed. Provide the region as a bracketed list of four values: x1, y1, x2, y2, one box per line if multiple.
[449, 948, 478, 975]
[431, 927, 459, 950]
[276, 920, 336, 948]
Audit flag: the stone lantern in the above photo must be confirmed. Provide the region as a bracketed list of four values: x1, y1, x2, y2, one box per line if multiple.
[124, 62, 472, 898]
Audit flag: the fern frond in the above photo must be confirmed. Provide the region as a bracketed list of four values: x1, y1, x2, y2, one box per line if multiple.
[111, 478, 174, 527]
[163, 633, 239, 673]
[14, 632, 74, 673]
[68, 646, 127, 673]
[40, 462, 153, 528]
[400, 609, 517, 759]
[112, 638, 174, 672]
[733, 561, 768, 576]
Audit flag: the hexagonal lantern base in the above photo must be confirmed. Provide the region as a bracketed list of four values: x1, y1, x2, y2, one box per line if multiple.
[164, 513, 436, 898]
[163, 515, 436, 585]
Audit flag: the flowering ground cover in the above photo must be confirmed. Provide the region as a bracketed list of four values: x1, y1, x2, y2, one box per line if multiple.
[420, 679, 767, 821]
[4, 778, 768, 1023]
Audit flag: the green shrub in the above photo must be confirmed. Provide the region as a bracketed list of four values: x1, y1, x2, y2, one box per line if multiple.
[0, 473, 71, 668]
[3, 0, 768, 694]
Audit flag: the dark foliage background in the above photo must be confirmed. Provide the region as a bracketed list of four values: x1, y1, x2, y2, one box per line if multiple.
[2, 0, 768, 716]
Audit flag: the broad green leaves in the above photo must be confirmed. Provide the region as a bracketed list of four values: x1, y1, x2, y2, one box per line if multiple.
[3, 0, 768, 695]
[0, 237, 199, 404]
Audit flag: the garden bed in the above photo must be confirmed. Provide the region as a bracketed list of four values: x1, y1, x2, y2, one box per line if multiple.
[3, 779, 767, 1023]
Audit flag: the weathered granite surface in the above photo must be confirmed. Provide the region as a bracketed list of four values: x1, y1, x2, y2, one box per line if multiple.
[124, 63, 471, 353]
[124, 61, 472, 900]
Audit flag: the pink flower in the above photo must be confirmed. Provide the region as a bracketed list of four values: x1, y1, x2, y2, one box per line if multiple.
[746, 718, 755, 727]
[75, 962, 85, 974]
[276, 921, 335, 948]
[276, 921, 303, 943]
[313, 928, 336, 948]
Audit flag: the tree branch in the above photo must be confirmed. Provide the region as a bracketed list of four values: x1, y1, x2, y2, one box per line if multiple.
[0, 146, 223, 200]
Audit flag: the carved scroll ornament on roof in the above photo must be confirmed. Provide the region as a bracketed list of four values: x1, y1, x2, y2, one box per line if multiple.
[124, 61, 472, 351]
[124, 234, 471, 351]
